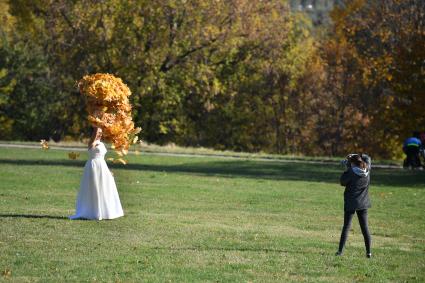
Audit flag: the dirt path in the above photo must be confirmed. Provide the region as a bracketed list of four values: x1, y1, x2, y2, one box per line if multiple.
[0, 143, 402, 169]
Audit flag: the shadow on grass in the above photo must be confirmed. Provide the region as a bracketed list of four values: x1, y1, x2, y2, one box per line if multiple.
[150, 246, 304, 254]
[0, 214, 68, 220]
[0, 158, 424, 187]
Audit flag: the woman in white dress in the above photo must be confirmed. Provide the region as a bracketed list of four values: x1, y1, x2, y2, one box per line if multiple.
[70, 127, 124, 220]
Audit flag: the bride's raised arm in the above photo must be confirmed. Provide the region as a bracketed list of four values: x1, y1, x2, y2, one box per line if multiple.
[88, 127, 102, 149]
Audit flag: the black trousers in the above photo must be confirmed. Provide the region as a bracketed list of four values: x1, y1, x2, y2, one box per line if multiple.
[338, 209, 371, 254]
[405, 146, 421, 168]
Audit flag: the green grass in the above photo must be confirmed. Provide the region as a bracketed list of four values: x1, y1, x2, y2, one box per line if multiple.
[0, 147, 424, 282]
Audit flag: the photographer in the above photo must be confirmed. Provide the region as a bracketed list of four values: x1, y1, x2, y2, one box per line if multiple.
[336, 153, 372, 258]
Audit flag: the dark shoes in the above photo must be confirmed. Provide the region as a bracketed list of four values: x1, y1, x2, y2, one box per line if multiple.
[335, 251, 372, 258]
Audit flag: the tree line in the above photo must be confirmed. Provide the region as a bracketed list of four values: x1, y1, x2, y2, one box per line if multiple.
[0, 0, 423, 158]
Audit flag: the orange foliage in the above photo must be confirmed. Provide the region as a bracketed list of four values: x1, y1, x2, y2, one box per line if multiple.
[78, 73, 140, 155]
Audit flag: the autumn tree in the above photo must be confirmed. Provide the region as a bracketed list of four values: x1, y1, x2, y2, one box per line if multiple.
[328, 0, 425, 157]
[2, 0, 421, 158]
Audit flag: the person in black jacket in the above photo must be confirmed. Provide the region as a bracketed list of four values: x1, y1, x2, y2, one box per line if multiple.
[336, 153, 372, 258]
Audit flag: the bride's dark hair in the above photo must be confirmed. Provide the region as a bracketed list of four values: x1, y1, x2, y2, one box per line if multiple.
[88, 126, 99, 148]
[89, 126, 96, 137]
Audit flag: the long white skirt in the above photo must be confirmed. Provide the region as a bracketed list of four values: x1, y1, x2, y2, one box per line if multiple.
[70, 158, 124, 220]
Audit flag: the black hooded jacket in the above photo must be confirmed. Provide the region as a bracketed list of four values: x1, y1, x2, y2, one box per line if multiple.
[340, 154, 372, 211]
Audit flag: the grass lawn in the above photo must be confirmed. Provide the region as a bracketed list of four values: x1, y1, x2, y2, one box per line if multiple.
[0, 147, 424, 282]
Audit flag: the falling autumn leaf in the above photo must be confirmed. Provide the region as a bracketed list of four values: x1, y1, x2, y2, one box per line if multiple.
[132, 127, 141, 135]
[40, 139, 49, 150]
[113, 158, 127, 165]
[2, 269, 11, 278]
[68, 152, 80, 160]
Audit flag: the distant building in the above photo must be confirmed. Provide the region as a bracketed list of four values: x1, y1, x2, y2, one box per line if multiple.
[289, 0, 344, 25]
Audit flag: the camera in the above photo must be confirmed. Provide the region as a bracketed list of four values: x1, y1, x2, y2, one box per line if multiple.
[340, 153, 360, 168]
[340, 159, 349, 168]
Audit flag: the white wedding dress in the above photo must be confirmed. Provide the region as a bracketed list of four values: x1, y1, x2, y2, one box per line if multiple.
[70, 141, 124, 220]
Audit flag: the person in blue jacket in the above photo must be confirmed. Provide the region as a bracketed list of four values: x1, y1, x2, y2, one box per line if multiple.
[403, 132, 422, 169]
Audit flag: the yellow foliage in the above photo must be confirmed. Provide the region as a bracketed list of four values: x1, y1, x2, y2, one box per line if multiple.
[68, 152, 80, 160]
[78, 73, 140, 157]
[40, 139, 49, 150]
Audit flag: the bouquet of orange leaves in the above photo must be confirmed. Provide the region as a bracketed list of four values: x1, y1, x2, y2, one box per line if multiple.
[78, 73, 141, 163]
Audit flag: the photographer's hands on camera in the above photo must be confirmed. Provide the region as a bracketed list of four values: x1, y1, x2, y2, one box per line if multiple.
[341, 153, 355, 169]
[340, 153, 369, 170]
